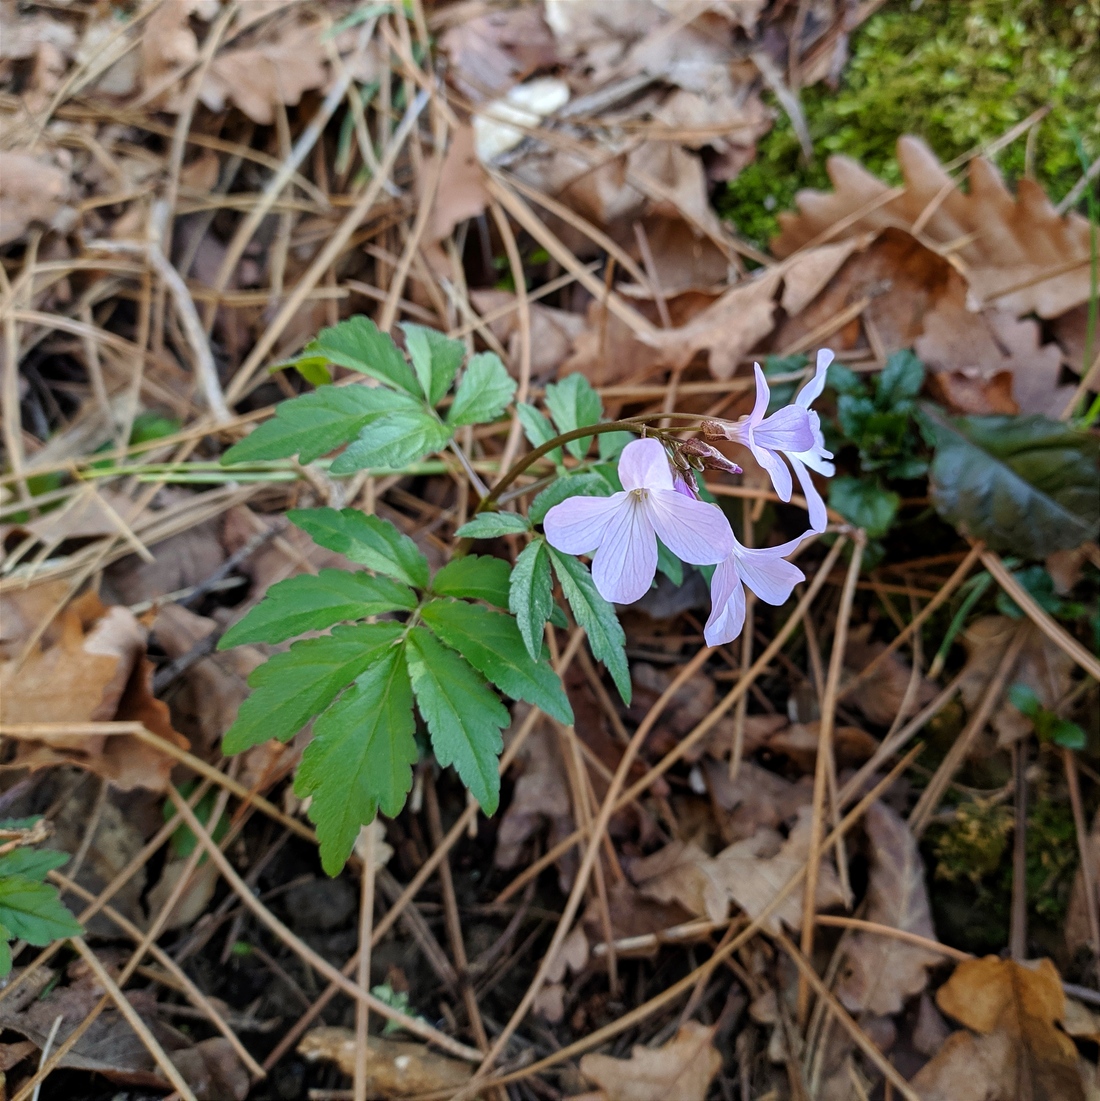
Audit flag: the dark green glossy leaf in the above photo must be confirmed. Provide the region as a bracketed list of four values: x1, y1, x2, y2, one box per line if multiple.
[455, 512, 531, 538]
[331, 410, 452, 473]
[875, 349, 925, 409]
[289, 508, 430, 588]
[306, 316, 421, 396]
[405, 627, 507, 814]
[431, 555, 511, 606]
[295, 644, 417, 874]
[447, 352, 516, 426]
[828, 476, 899, 539]
[509, 539, 552, 660]
[420, 598, 572, 723]
[548, 548, 630, 704]
[223, 386, 418, 465]
[402, 323, 465, 405]
[922, 408, 1100, 557]
[222, 622, 404, 752]
[219, 570, 417, 647]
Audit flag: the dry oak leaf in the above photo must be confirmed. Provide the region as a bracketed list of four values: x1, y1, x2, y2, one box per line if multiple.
[773, 136, 1093, 320]
[915, 288, 1074, 418]
[298, 1028, 474, 1098]
[200, 24, 327, 125]
[578, 1021, 722, 1101]
[842, 622, 936, 729]
[836, 802, 944, 1015]
[637, 239, 863, 378]
[631, 841, 729, 924]
[0, 588, 187, 791]
[428, 125, 489, 244]
[0, 152, 70, 246]
[469, 288, 587, 378]
[711, 806, 847, 933]
[920, 956, 1086, 1101]
[140, 0, 200, 96]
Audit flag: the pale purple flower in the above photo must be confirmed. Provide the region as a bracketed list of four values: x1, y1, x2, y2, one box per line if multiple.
[704, 365, 815, 502]
[704, 533, 807, 646]
[544, 437, 734, 604]
[787, 349, 836, 532]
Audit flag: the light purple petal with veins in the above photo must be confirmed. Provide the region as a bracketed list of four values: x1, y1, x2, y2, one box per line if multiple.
[750, 363, 770, 425]
[735, 536, 806, 604]
[704, 555, 746, 646]
[753, 405, 815, 453]
[618, 437, 673, 492]
[791, 457, 828, 533]
[648, 491, 734, 565]
[750, 441, 793, 501]
[797, 348, 834, 409]
[544, 492, 625, 554]
[591, 497, 657, 604]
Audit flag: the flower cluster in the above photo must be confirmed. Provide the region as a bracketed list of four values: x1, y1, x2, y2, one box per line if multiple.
[544, 350, 835, 644]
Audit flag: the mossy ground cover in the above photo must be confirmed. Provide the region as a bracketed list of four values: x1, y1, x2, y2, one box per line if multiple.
[720, 0, 1100, 247]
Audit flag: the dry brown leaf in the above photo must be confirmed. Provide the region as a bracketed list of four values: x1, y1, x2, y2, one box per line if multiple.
[959, 617, 1073, 746]
[200, 24, 327, 125]
[836, 802, 942, 1015]
[19, 486, 144, 545]
[631, 841, 728, 923]
[0, 962, 247, 1097]
[915, 290, 1073, 418]
[764, 720, 879, 772]
[843, 623, 936, 729]
[926, 366, 1020, 416]
[773, 136, 1093, 320]
[428, 125, 489, 244]
[579, 1021, 722, 1101]
[0, 588, 188, 791]
[440, 6, 557, 103]
[702, 757, 811, 841]
[470, 288, 587, 378]
[712, 806, 846, 933]
[930, 956, 1085, 1101]
[0, 151, 70, 246]
[909, 1028, 1017, 1101]
[298, 1028, 474, 1097]
[140, 0, 199, 96]
[581, 879, 696, 957]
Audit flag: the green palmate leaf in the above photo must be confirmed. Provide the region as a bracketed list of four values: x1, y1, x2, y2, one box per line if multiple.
[431, 556, 511, 607]
[455, 512, 531, 539]
[598, 430, 634, 462]
[922, 408, 1100, 558]
[447, 352, 516, 427]
[509, 539, 553, 660]
[0, 849, 68, 882]
[548, 548, 631, 704]
[331, 410, 452, 473]
[305, 316, 422, 396]
[405, 627, 507, 814]
[515, 402, 562, 464]
[530, 471, 611, 526]
[401, 323, 465, 405]
[219, 569, 417, 647]
[420, 598, 572, 723]
[0, 876, 82, 944]
[223, 386, 418, 465]
[876, 349, 925, 408]
[222, 622, 404, 752]
[828, 476, 899, 539]
[289, 508, 430, 588]
[295, 645, 417, 874]
[545, 374, 602, 460]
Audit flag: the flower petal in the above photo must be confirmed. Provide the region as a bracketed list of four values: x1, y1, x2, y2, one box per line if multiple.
[754, 405, 815, 453]
[544, 492, 626, 554]
[735, 538, 806, 605]
[591, 496, 657, 604]
[618, 437, 673, 493]
[797, 348, 834, 409]
[750, 441, 794, 501]
[647, 490, 734, 565]
[704, 555, 746, 646]
[750, 363, 770, 425]
[792, 457, 828, 533]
